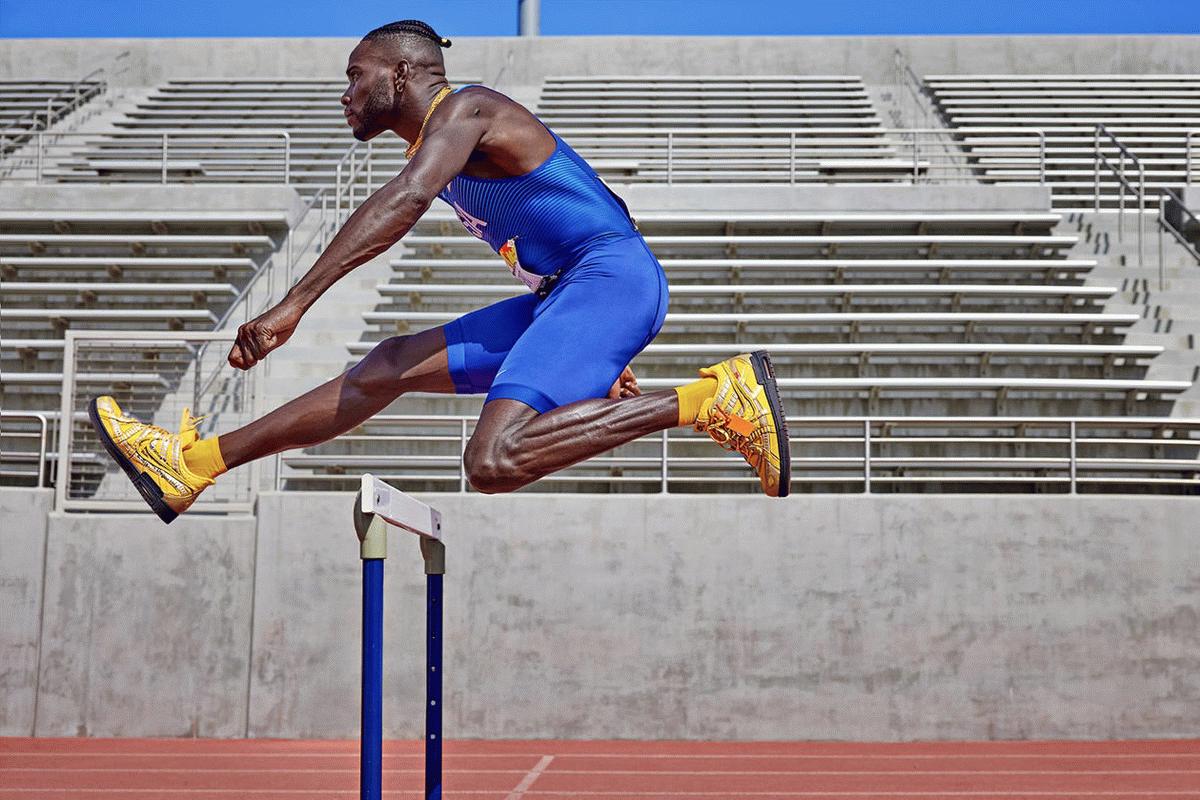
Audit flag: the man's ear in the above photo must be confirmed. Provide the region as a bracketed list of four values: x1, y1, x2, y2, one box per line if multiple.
[394, 60, 411, 93]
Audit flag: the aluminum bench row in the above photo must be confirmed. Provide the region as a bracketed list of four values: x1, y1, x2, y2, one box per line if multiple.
[363, 310, 1138, 331]
[390, 257, 1097, 278]
[1, 308, 218, 323]
[1, 256, 256, 277]
[0, 234, 274, 250]
[344, 339, 1161, 361]
[2, 281, 238, 297]
[373, 282, 1113, 301]
[0, 210, 289, 230]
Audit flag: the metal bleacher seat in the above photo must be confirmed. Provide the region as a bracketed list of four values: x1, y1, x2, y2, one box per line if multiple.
[0, 210, 287, 430]
[48, 78, 478, 190]
[250, 200, 1196, 491]
[536, 75, 920, 183]
[331, 209, 1191, 421]
[923, 74, 1200, 208]
[0, 79, 105, 157]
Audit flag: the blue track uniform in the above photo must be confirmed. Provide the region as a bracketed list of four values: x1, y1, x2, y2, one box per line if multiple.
[436, 87, 669, 413]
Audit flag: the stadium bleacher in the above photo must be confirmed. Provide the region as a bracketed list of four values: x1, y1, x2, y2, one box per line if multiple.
[0, 209, 288, 425]
[2, 64, 1197, 495]
[269, 203, 1195, 492]
[36, 78, 475, 190]
[923, 74, 1200, 208]
[536, 75, 932, 182]
[0, 78, 105, 157]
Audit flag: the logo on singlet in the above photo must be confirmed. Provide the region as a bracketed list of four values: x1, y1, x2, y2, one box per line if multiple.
[451, 201, 488, 239]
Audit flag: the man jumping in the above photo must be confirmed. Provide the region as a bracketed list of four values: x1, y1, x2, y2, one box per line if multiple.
[89, 19, 791, 523]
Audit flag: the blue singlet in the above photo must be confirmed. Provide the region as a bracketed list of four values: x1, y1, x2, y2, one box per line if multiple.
[432, 86, 669, 413]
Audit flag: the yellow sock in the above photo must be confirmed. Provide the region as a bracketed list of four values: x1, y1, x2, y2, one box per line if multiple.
[182, 436, 227, 481]
[674, 377, 718, 427]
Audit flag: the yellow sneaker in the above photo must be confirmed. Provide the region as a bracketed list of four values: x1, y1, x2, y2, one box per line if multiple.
[694, 350, 791, 497]
[87, 396, 213, 524]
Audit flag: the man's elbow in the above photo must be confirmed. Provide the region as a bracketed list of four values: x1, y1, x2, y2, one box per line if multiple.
[383, 184, 434, 219]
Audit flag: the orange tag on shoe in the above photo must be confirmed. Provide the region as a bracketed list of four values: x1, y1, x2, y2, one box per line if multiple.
[724, 413, 756, 438]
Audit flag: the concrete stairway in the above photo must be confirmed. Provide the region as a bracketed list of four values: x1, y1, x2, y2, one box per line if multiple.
[1066, 211, 1200, 415]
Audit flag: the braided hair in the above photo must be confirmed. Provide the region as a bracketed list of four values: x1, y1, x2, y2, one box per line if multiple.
[363, 19, 452, 49]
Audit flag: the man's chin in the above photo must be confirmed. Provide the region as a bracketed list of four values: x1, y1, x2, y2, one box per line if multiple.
[350, 125, 383, 142]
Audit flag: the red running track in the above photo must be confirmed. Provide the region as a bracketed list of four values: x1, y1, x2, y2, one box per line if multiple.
[2, 737, 1198, 799]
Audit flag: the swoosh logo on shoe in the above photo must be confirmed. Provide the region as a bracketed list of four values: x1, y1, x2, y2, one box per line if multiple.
[135, 442, 188, 494]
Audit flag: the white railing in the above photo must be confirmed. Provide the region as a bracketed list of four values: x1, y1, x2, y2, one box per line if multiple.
[1094, 124, 1146, 268]
[1188, 131, 1199, 187]
[890, 49, 947, 130]
[55, 330, 260, 513]
[548, 126, 1047, 186]
[192, 138, 375, 400]
[276, 414, 1200, 495]
[1158, 188, 1200, 289]
[0, 411, 50, 487]
[44, 327, 1200, 504]
[0, 129, 292, 184]
[0, 69, 109, 156]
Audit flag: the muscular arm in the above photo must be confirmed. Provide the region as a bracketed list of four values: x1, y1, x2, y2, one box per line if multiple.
[227, 94, 489, 369]
[286, 102, 487, 314]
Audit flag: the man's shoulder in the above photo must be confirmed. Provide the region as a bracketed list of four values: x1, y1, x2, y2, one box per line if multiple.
[446, 84, 525, 111]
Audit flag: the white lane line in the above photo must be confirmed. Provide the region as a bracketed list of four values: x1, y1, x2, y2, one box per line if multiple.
[2, 751, 1198, 759]
[505, 754, 556, 800]
[2, 789, 1199, 796]
[2, 767, 1198, 776]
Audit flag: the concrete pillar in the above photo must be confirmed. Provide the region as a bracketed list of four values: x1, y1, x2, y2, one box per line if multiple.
[519, 0, 540, 37]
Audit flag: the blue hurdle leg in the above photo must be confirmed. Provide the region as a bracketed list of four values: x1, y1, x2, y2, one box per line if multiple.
[362, 557, 385, 800]
[421, 537, 446, 800]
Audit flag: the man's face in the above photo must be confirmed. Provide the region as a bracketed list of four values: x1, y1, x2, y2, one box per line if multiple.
[341, 42, 396, 141]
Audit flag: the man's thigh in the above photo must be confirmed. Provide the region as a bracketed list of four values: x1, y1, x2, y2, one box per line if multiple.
[440, 293, 539, 394]
[486, 238, 669, 414]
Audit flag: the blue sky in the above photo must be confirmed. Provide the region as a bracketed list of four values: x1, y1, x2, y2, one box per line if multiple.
[1, 0, 1197, 38]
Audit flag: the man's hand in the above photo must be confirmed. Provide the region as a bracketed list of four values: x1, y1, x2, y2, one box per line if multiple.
[608, 365, 640, 399]
[228, 300, 304, 370]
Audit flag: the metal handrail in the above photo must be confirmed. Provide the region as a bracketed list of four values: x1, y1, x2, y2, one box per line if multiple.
[193, 138, 370, 399]
[274, 414, 1200, 495]
[0, 68, 109, 158]
[1094, 123, 1146, 268]
[579, 126, 1047, 185]
[891, 49, 945, 129]
[1158, 187, 1200, 290]
[0, 411, 50, 487]
[54, 330, 256, 513]
[350, 125, 1046, 187]
[1188, 131, 1198, 187]
[1, 129, 292, 184]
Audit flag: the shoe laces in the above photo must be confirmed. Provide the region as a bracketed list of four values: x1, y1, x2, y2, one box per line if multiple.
[114, 407, 205, 448]
[180, 407, 206, 434]
[697, 407, 769, 465]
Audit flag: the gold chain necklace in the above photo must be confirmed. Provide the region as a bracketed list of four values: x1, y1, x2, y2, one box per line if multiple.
[405, 85, 454, 159]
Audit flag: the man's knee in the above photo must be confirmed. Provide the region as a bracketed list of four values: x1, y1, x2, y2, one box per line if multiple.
[345, 335, 411, 395]
[463, 436, 522, 494]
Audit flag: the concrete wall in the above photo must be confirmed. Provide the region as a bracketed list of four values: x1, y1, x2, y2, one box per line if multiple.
[2, 491, 1197, 740]
[0, 185, 308, 226]
[32, 512, 257, 737]
[0, 488, 52, 735]
[1, 35, 1197, 86]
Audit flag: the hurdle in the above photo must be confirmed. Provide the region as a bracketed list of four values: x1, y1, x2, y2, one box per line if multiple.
[353, 474, 445, 800]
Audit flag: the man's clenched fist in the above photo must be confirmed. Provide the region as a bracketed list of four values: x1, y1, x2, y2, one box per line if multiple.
[228, 300, 304, 370]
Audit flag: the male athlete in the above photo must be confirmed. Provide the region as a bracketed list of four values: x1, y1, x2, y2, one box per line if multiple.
[89, 19, 791, 523]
